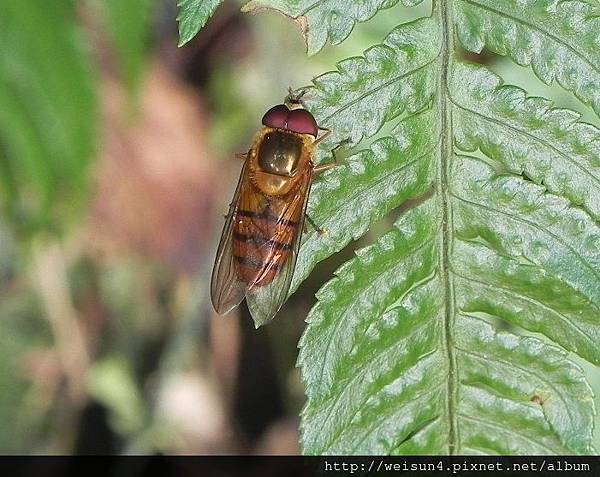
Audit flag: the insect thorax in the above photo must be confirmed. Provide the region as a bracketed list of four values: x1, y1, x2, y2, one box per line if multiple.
[257, 130, 303, 176]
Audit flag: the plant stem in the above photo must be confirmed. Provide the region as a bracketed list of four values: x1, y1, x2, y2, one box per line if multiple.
[31, 239, 90, 403]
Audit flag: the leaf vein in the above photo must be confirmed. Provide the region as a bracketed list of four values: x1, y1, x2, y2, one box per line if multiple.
[460, 0, 600, 76]
[313, 234, 438, 396]
[454, 271, 599, 348]
[317, 144, 434, 220]
[451, 100, 600, 192]
[327, 359, 443, 454]
[346, 386, 444, 454]
[438, 0, 459, 454]
[457, 413, 564, 454]
[450, 193, 600, 288]
[455, 346, 576, 430]
[322, 55, 440, 124]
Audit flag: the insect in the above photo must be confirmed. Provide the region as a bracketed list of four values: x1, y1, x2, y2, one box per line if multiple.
[211, 95, 336, 327]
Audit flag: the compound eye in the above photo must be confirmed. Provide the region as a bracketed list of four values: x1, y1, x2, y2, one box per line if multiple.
[262, 104, 289, 129]
[286, 108, 318, 137]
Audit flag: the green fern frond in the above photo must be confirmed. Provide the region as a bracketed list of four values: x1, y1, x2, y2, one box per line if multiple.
[293, 3, 599, 455]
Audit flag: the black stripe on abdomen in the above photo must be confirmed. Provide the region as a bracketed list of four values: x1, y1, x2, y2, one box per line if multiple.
[237, 208, 297, 227]
[232, 231, 292, 251]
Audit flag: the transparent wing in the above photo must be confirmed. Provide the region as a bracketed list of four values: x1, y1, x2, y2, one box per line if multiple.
[210, 162, 249, 314]
[246, 169, 313, 328]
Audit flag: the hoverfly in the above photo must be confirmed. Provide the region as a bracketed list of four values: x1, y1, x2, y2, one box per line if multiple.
[211, 95, 335, 327]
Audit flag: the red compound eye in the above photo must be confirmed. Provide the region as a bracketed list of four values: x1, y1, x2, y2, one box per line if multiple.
[286, 108, 318, 137]
[261, 104, 319, 137]
[262, 104, 289, 130]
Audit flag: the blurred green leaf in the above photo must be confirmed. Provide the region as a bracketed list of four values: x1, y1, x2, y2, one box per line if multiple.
[0, 0, 96, 238]
[292, 2, 599, 455]
[177, 0, 225, 47]
[103, 0, 153, 96]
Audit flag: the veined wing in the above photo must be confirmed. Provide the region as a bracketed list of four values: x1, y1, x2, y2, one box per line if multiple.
[210, 161, 249, 315]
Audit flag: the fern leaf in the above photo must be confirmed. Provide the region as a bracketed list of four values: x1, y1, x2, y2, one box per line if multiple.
[177, 0, 225, 47]
[300, 149, 597, 453]
[236, 0, 600, 112]
[455, 0, 600, 116]
[241, 0, 425, 54]
[294, 3, 599, 455]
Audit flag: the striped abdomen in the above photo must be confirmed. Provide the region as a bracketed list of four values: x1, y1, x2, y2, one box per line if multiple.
[232, 191, 300, 287]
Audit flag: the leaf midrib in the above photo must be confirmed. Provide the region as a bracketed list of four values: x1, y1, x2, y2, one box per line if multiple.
[438, 0, 459, 454]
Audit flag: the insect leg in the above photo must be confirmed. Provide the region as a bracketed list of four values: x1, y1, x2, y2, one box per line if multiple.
[312, 128, 332, 147]
[313, 137, 352, 174]
[305, 214, 327, 236]
[313, 162, 337, 173]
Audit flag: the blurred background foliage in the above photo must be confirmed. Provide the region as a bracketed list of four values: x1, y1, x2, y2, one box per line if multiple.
[0, 0, 598, 454]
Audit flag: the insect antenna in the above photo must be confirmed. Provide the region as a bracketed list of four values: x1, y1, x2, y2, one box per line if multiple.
[285, 87, 309, 109]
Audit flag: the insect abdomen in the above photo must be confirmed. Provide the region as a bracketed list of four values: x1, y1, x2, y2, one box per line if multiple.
[232, 208, 297, 287]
